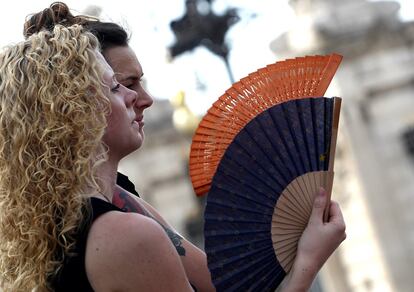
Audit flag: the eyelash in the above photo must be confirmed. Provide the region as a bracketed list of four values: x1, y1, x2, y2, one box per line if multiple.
[111, 83, 121, 92]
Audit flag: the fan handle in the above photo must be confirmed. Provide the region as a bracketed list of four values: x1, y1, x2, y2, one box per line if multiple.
[324, 97, 342, 222]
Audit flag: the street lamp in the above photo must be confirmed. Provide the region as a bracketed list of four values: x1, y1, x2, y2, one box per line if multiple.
[168, 0, 239, 84]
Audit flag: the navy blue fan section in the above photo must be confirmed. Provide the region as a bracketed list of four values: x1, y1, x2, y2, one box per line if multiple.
[204, 97, 334, 291]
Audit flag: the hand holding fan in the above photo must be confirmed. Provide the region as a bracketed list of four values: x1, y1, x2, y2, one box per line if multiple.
[189, 54, 343, 291]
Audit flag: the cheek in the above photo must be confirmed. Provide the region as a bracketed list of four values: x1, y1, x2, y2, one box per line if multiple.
[103, 107, 124, 139]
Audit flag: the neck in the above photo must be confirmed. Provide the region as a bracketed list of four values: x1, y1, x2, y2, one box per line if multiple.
[95, 157, 119, 203]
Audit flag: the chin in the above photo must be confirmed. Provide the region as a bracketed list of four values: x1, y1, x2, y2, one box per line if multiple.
[136, 132, 144, 147]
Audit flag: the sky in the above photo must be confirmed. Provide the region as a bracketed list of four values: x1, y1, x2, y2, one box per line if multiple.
[1, 0, 414, 115]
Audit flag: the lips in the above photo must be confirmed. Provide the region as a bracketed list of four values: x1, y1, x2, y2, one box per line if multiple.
[132, 115, 144, 128]
[134, 115, 143, 123]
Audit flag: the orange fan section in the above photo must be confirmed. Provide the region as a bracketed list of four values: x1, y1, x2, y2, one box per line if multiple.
[189, 54, 343, 196]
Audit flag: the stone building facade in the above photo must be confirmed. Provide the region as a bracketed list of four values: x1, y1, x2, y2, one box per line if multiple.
[270, 0, 414, 291]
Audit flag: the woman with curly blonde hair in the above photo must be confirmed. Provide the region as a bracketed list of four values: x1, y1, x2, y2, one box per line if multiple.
[0, 24, 127, 291]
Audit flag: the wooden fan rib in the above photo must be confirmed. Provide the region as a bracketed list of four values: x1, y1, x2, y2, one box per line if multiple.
[324, 97, 341, 215]
[190, 138, 231, 150]
[271, 232, 301, 247]
[271, 209, 308, 226]
[263, 66, 289, 101]
[245, 71, 277, 108]
[190, 166, 221, 178]
[273, 209, 308, 228]
[280, 59, 298, 100]
[315, 54, 343, 97]
[273, 239, 299, 256]
[255, 68, 287, 104]
[277, 248, 297, 273]
[284, 172, 321, 221]
[284, 180, 309, 213]
[194, 185, 210, 196]
[277, 249, 299, 266]
[219, 92, 251, 122]
[274, 195, 309, 224]
[229, 84, 265, 123]
[269, 58, 312, 100]
[302, 55, 321, 96]
[271, 171, 332, 241]
[301, 56, 327, 97]
[271, 223, 304, 233]
[190, 140, 229, 152]
[189, 161, 214, 172]
[197, 120, 238, 135]
[261, 59, 296, 102]
[240, 74, 267, 113]
[189, 154, 221, 165]
[274, 231, 301, 252]
[300, 174, 316, 211]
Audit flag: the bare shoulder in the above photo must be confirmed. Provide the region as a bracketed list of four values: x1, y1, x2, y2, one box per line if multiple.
[85, 211, 193, 292]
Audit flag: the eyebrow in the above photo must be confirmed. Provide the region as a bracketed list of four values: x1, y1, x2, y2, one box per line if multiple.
[116, 72, 144, 82]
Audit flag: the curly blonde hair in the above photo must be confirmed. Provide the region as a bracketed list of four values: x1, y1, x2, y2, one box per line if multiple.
[0, 25, 110, 291]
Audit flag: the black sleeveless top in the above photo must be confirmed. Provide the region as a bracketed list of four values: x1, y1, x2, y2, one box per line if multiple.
[53, 198, 123, 291]
[53, 176, 198, 291]
[116, 172, 140, 197]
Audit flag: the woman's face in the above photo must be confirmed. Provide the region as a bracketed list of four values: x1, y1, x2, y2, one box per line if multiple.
[103, 46, 153, 141]
[97, 53, 143, 160]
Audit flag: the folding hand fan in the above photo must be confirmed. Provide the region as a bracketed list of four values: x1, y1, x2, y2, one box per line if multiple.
[189, 54, 342, 196]
[188, 54, 343, 291]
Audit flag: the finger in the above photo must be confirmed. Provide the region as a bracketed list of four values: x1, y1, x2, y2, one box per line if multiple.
[309, 187, 327, 224]
[328, 201, 344, 224]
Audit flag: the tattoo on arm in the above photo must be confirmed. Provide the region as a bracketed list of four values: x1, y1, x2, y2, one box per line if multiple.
[113, 190, 150, 215]
[113, 190, 186, 256]
[161, 225, 186, 256]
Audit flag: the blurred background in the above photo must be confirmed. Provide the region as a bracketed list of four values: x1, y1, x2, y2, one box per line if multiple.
[2, 0, 414, 291]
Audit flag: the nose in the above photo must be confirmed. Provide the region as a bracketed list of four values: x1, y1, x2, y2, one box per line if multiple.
[135, 88, 154, 110]
[125, 87, 138, 108]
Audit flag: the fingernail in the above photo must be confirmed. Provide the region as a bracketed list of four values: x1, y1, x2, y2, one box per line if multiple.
[319, 187, 326, 196]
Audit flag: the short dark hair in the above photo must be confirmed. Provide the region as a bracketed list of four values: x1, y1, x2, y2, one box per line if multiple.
[83, 21, 129, 50]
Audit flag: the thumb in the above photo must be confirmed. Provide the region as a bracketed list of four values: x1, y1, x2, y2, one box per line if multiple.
[309, 188, 327, 224]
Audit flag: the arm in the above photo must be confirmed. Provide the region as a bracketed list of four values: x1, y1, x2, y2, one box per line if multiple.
[113, 186, 215, 292]
[85, 211, 194, 292]
[281, 188, 346, 291]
